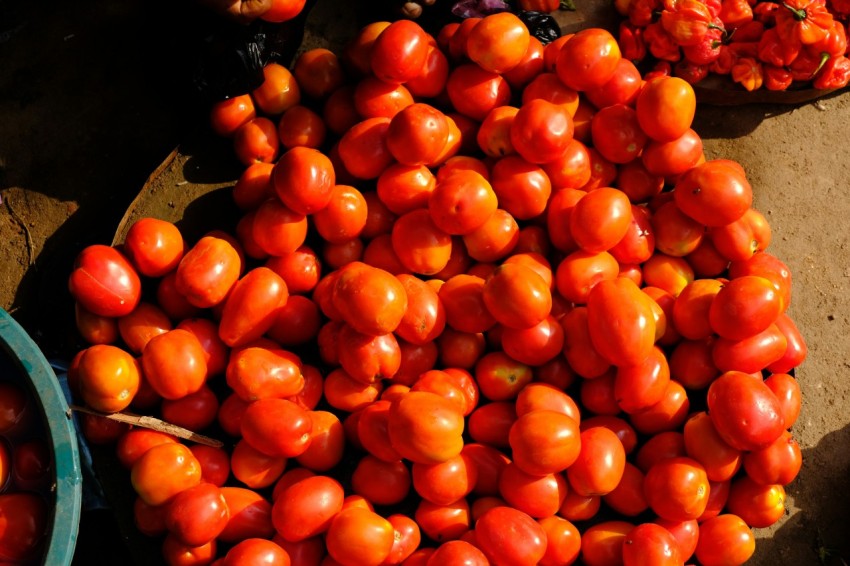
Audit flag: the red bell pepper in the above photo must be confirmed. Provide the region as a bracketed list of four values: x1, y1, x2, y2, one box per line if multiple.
[775, 0, 834, 53]
[705, 0, 723, 16]
[718, 0, 754, 29]
[731, 56, 764, 90]
[645, 22, 684, 61]
[757, 27, 799, 67]
[629, 0, 663, 26]
[619, 21, 648, 62]
[675, 59, 711, 83]
[753, 1, 779, 26]
[645, 61, 674, 80]
[731, 19, 765, 42]
[660, 0, 723, 46]
[710, 44, 738, 73]
[813, 54, 850, 88]
[809, 19, 848, 58]
[763, 65, 794, 89]
[788, 48, 830, 80]
[518, 0, 561, 11]
[682, 24, 724, 64]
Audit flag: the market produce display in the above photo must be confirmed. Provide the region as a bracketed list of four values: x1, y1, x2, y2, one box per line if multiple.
[615, 0, 850, 91]
[64, 13, 807, 565]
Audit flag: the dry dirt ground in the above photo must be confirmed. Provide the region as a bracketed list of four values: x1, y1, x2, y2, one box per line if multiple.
[2, 0, 850, 564]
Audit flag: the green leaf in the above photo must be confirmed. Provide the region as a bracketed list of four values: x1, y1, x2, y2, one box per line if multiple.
[560, 0, 577, 10]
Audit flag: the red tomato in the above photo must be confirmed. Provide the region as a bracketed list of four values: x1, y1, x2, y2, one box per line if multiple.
[407, 44, 450, 98]
[226, 347, 303, 402]
[537, 515, 581, 566]
[293, 48, 345, 99]
[278, 104, 325, 149]
[726, 476, 786, 528]
[509, 410, 580, 475]
[116, 429, 177, 469]
[636, 77, 696, 142]
[273, 146, 336, 215]
[694, 514, 755, 566]
[615, 346, 671, 413]
[629, 379, 691, 436]
[499, 462, 568, 518]
[570, 187, 633, 253]
[350, 455, 410, 506]
[219, 267, 288, 348]
[683, 411, 742, 482]
[190, 445, 230, 487]
[241, 398, 313, 458]
[219, 487, 274, 542]
[586, 277, 656, 367]
[511, 98, 575, 165]
[644, 456, 710, 521]
[482, 263, 551, 330]
[272, 475, 344, 542]
[556, 28, 622, 91]
[674, 159, 752, 227]
[69, 244, 141, 317]
[591, 104, 647, 164]
[560, 306, 612, 379]
[252, 62, 301, 116]
[141, 329, 207, 400]
[388, 391, 465, 465]
[446, 64, 512, 121]
[376, 163, 436, 215]
[387, 103, 449, 167]
[117, 302, 172, 354]
[763, 372, 802, 428]
[332, 263, 408, 336]
[475, 506, 547, 566]
[621, 523, 682, 566]
[641, 128, 703, 178]
[707, 371, 785, 451]
[164, 482, 229, 547]
[567, 426, 626, 496]
[131, 443, 202, 506]
[392, 209, 453, 276]
[325, 508, 395, 566]
[412, 452, 478, 506]
[234, 117, 280, 166]
[175, 236, 242, 308]
[580, 520, 633, 566]
[585, 58, 643, 108]
[742, 430, 802, 486]
[474, 351, 533, 402]
[77, 344, 140, 412]
[490, 156, 552, 221]
[429, 169, 498, 236]
[223, 538, 290, 565]
[211, 94, 255, 137]
[0, 493, 47, 562]
[466, 12, 530, 74]
[370, 20, 430, 84]
[123, 218, 185, 277]
[260, 0, 307, 22]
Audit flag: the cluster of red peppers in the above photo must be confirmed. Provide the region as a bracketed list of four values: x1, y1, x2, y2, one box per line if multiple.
[617, 0, 850, 91]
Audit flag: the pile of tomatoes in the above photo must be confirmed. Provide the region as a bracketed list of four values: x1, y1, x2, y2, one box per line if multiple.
[615, 0, 850, 92]
[0, 379, 52, 563]
[65, 12, 807, 566]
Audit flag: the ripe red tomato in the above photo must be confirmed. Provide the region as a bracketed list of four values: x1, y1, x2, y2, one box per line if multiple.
[707, 370, 785, 451]
[694, 514, 755, 566]
[567, 426, 626, 496]
[260, 0, 307, 22]
[164, 482, 229, 547]
[223, 538, 290, 565]
[511, 98, 575, 165]
[370, 20, 430, 84]
[482, 263, 551, 330]
[116, 429, 177, 469]
[591, 104, 647, 164]
[683, 411, 742, 482]
[325, 507, 395, 566]
[141, 329, 207, 400]
[0, 493, 47, 562]
[131, 443, 202, 506]
[412, 452, 478, 506]
[252, 62, 301, 115]
[509, 410, 580, 475]
[293, 48, 345, 99]
[636, 77, 696, 142]
[643, 456, 710, 522]
[273, 146, 336, 215]
[499, 462, 568, 518]
[429, 169, 498, 236]
[587, 277, 656, 366]
[674, 159, 752, 227]
[77, 344, 140, 412]
[175, 236, 242, 308]
[570, 187, 633, 253]
[466, 12, 530, 74]
[556, 28, 622, 91]
[386, 103, 449, 167]
[241, 398, 313, 458]
[272, 475, 344, 542]
[446, 64, 512, 121]
[123, 218, 185, 277]
[475, 506, 547, 565]
[388, 391, 465, 465]
[69, 244, 141, 317]
[742, 430, 802, 486]
[233, 117, 280, 166]
[580, 520, 633, 566]
[219, 267, 288, 348]
[332, 263, 408, 336]
[210, 94, 255, 137]
[622, 523, 682, 566]
[219, 487, 274, 542]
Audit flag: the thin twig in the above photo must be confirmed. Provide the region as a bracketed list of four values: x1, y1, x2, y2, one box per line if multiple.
[70, 404, 224, 448]
[5, 197, 35, 266]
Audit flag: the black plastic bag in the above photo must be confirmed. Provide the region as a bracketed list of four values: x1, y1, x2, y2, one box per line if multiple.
[518, 10, 561, 45]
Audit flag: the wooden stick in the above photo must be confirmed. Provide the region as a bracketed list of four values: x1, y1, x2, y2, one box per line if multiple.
[70, 405, 224, 448]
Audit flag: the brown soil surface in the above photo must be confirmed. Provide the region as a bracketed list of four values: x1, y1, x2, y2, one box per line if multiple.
[2, 0, 849, 564]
